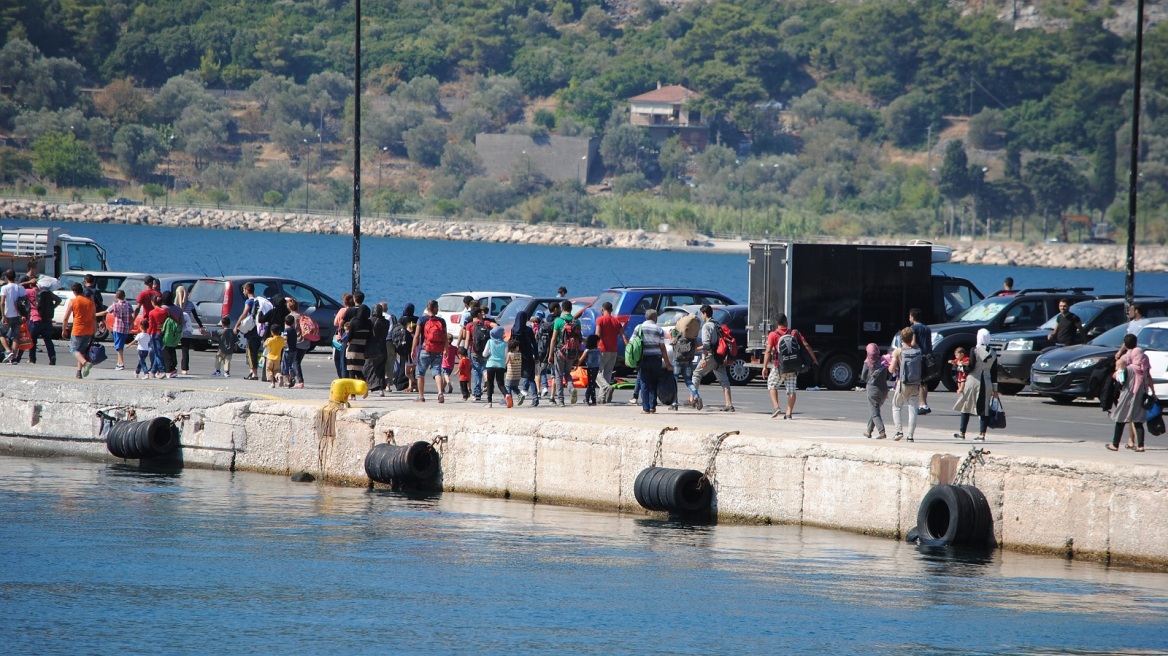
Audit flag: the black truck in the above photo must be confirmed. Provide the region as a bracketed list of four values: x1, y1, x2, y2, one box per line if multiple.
[745, 242, 982, 390]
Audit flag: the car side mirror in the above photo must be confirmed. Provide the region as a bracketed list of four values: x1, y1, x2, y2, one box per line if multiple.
[1088, 326, 1104, 337]
[1003, 316, 1016, 326]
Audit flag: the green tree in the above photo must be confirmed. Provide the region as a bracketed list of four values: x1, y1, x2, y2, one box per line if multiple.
[459, 177, 515, 215]
[600, 124, 654, 175]
[1025, 156, 1087, 240]
[31, 132, 102, 187]
[113, 124, 166, 181]
[0, 146, 33, 183]
[439, 141, 484, 181]
[403, 120, 447, 167]
[262, 190, 284, 207]
[884, 91, 937, 148]
[1090, 124, 1117, 215]
[143, 183, 165, 204]
[937, 140, 971, 235]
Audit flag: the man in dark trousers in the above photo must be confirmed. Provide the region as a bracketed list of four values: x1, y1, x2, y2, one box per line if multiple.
[909, 308, 933, 415]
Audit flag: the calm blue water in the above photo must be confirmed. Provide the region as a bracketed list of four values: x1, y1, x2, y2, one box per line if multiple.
[6, 218, 1167, 307]
[1, 455, 1166, 655]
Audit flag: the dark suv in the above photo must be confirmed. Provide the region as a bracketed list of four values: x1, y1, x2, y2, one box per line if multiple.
[929, 288, 1096, 391]
[578, 287, 737, 339]
[989, 297, 1168, 394]
[189, 276, 342, 347]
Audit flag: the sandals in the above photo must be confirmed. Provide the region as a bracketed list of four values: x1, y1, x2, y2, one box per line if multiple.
[1106, 444, 1119, 451]
[1135, 447, 1146, 452]
[414, 397, 426, 403]
[244, 372, 257, 380]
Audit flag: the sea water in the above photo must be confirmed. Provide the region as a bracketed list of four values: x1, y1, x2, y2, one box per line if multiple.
[5, 219, 1167, 307]
[1, 455, 1167, 655]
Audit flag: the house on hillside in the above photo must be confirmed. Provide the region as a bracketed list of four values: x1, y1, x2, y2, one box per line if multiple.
[628, 84, 709, 151]
[475, 134, 596, 185]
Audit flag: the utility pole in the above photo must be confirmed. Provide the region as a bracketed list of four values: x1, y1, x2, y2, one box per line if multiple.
[1125, 0, 1146, 306]
[351, 0, 362, 294]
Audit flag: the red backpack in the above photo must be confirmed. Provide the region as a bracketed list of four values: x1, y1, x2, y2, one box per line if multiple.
[423, 316, 446, 353]
[715, 323, 738, 358]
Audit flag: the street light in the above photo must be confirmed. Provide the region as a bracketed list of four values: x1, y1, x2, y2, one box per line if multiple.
[165, 135, 174, 208]
[303, 138, 310, 214]
[577, 154, 587, 184]
[377, 146, 387, 214]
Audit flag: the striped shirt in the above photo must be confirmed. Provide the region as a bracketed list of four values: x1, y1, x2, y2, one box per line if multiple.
[109, 299, 133, 334]
[639, 320, 666, 354]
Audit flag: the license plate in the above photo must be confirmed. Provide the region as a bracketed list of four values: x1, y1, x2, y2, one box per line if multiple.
[1032, 373, 1053, 384]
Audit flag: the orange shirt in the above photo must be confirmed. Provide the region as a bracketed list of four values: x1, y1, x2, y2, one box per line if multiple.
[70, 295, 96, 336]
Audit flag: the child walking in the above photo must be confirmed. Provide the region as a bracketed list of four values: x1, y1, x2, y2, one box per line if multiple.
[483, 325, 508, 408]
[505, 338, 524, 407]
[214, 316, 233, 377]
[860, 343, 889, 439]
[458, 347, 472, 400]
[579, 334, 601, 406]
[134, 319, 151, 379]
[263, 325, 286, 388]
[442, 341, 457, 395]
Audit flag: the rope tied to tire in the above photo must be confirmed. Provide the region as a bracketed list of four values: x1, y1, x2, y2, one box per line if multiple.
[702, 430, 739, 484]
[649, 427, 677, 468]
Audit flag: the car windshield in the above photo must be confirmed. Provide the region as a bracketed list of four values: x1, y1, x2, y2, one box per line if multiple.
[117, 278, 148, 297]
[437, 295, 466, 313]
[658, 310, 688, 328]
[1091, 323, 1129, 348]
[956, 297, 1013, 322]
[591, 291, 621, 311]
[1138, 325, 1168, 351]
[190, 281, 227, 320]
[1039, 303, 1103, 330]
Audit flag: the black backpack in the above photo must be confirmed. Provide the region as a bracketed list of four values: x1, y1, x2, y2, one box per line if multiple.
[537, 320, 555, 359]
[389, 318, 410, 351]
[36, 289, 59, 318]
[776, 331, 809, 374]
[473, 321, 491, 356]
[15, 293, 30, 318]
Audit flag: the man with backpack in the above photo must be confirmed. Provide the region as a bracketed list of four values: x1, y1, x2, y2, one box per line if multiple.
[412, 299, 448, 402]
[909, 308, 935, 415]
[889, 326, 923, 442]
[28, 277, 60, 365]
[462, 306, 491, 401]
[761, 313, 818, 420]
[635, 309, 670, 413]
[549, 300, 581, 406]
[671, 311, 702, 409]
[536, 302, 559, 397]
[691, 304, 734, 412]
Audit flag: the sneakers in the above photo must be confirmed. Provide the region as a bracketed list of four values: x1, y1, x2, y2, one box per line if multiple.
[893, 432, 904, 441]
[212, 370, 222, 377]
[82, 362, 92, 378]
[771, 408, 783, 419]
[906, 436, 914, 442]
[224, 372, 231, 378]
[505, 394, 513, 408]
[694, 397, 703, 411]
[570, 388, 578, 404]
[953, 432, 966, 440]
[720, 405, 736, 412]
[75, 370, 82, 379]
[114, 364, 125, 371]
[917, 405, 931, 415]
[541, 387, 550, 397]
[517, 392, 526, 406]
[294, 382, 304, 389]
[876, 432, 887, 440]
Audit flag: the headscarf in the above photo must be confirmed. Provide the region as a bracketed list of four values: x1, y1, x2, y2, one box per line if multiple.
[490, 325, 504, 340]
[976, 328, 991, 348]
[512, 310, 529, 338]
[1123, 347, 1151, 389]
[401, 303, 415, 320]
[864, 343, 881, 371]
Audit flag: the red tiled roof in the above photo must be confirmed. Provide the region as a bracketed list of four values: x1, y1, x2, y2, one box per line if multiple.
[629, 85, 700, 103]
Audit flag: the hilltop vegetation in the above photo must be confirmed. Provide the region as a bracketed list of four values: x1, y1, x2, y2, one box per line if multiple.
[1, 0, 1166, 242]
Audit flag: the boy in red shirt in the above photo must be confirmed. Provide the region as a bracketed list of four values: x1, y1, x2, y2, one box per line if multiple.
[458, 346, 472, 400]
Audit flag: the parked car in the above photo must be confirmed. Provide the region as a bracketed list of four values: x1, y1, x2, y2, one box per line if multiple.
[578, 287, 737, 340]
[436, 291, 531, 338]
[189, 276, 342, 348]
[658, 304, 754, 385]
[1138, 320, 1168, 400]
[989, 297, 1168, 394]
[1029, 323, 1130, 404]
[106, 197, 141, 206]
[496, 297, 575, 338]
[929, 288, 1096, 391]
[51, 270, 139, 339]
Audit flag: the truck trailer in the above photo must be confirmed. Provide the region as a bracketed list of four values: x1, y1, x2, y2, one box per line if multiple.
[745, 242, 982, 390]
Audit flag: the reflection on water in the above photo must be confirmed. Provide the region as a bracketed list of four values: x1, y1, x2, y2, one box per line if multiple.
[1, 455, 1166, 656]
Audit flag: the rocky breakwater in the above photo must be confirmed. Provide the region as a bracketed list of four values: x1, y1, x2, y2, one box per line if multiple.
[948, 241, 1168, 273]
[0, 199, 695, 251]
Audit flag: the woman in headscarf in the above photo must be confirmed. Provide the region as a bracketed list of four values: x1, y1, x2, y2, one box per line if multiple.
[400, 303, 418, 392]
[345, 304, 372, 380]
[511, 310, 539, 405]
[1108, 338, 1150, 452]
[860, 343, 889, 439]
[363, 304, 389, 394]
[952, 328, 999, 441]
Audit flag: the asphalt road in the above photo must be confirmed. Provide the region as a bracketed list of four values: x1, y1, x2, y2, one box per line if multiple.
[58, 343, 1116, 446]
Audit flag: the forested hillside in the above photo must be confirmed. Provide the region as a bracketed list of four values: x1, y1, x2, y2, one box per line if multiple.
[1, 0, 1166, 242]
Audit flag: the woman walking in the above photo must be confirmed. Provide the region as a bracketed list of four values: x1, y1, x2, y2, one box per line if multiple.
[952, 328, 999, 441]
[345, 304, 371, 380]
[511, 310, 539, 405]
[860, 343, 888, 439]
[364, 304, 389, 394]
[174, 286, 204, 375]
[1107, 339, 1150, 452]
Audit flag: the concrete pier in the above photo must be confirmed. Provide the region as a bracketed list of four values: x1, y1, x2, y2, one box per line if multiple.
[2, 374, 1166, 570]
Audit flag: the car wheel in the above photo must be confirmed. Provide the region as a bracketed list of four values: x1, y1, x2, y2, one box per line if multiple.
[94, 322, 110, 342]
[820, 354, 858, 390]
[725, 356, 755, 386]
[998, 383, 1025, 396]
[1051, 394, 1076, 405]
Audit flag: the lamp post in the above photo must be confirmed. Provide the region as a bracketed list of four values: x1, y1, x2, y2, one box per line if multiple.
[351, 0, 363, 294]
[303, 138, 310, 214]
[165, 135, 174, 208]
[577, 154, 587, 184]
[1125, 0, 1146, 306]
[377, 146, 387, 215]
[974, 166, 988, 240]
[69, 125, 76, 191]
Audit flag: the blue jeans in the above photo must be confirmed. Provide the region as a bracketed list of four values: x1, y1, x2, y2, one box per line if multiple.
[333, 345, 345, 378]
[638, 358, 661, 412]
[27, 319, 54, 364]
[471, 355, 486, 398]
[150, 337, 165, 374]
[288, 346, 307, 383]
[676, 360, 699, 403]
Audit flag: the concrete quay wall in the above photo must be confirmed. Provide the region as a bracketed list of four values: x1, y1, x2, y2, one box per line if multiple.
[1, 378, 1166, 569]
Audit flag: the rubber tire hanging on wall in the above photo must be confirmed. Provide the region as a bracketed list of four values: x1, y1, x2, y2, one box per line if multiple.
[633, 467, 712, 513]
[365, 441, 440, 485]
[106, 417, 180, 460]
[914, 483, 993, 547]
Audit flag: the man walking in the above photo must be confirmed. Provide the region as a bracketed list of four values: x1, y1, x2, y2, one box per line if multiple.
[62, 282, 96, 379]
[0, 269, 24, 364]
[761, 313, 817, 420]
[413, 299, 448, 402]
[889, 327, 923, 442]
[1048, 298, 1084, 347]
[691, 304, 734, 412]
[636, 309, 670, 414]
[26, 276, 58, 365]
[549, 300, 580, 406]
[909, 308, 934, 415]
[463, 306, 490, 400]
[594, 301, 623, 404]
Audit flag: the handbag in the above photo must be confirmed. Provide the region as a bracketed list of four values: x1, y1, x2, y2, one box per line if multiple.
[1143, 391, 1158, 411]
[88, 342, 108, 365]
[987, 397, 1007, 430]
[16, 322, 33, 351]
[1149, 413, 1166, 437]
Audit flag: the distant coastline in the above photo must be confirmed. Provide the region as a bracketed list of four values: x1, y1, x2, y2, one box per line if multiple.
[2, 199, 1165, 272]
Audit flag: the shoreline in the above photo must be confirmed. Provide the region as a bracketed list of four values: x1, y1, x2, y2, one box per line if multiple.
[2, 199, 1166, 271]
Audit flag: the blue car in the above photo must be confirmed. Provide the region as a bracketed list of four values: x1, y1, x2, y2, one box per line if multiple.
[578, 287, 737, 339]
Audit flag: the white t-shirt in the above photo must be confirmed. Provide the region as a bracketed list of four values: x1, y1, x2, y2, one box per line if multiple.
[1, 282, 22, 318]
[136, 332, 152, 352]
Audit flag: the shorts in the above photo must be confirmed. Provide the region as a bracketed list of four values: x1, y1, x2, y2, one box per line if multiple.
[4, 316, 20, 341]
[417, 349, 442, 377]
[441, 366, 453, 376]
[767, 368, 798, 394]
[112, 331, 131, 351]
[70, 334, 93, 356]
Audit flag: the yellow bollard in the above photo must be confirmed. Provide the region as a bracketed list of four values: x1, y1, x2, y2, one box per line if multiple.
[329, 378, 369, 406]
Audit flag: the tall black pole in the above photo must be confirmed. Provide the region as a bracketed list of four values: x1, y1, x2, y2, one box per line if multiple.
[352, 0, 362, 293]
[1125, 0, 1145, 306]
